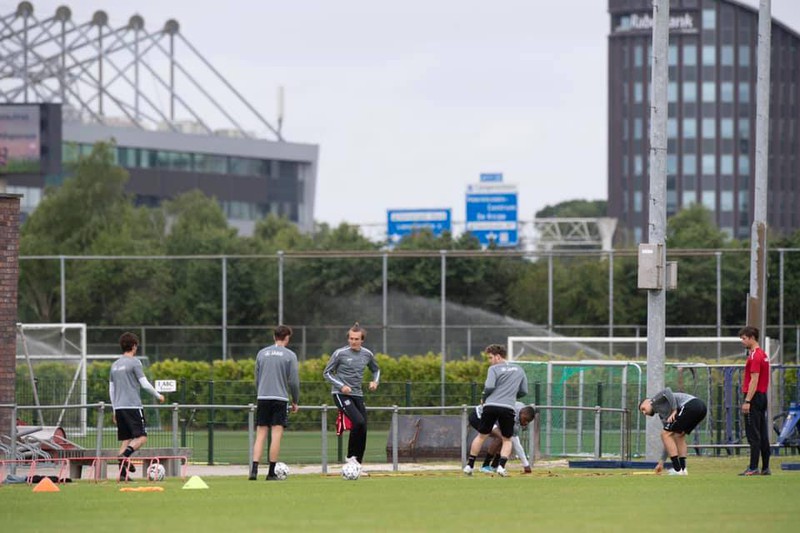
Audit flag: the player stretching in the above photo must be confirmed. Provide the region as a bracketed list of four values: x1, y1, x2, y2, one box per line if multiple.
[464, 344, 528, 477]
[109, 332, 164, 481]
[639, 387, 707, 475]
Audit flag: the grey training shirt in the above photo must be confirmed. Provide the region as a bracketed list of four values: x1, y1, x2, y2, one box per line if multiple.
[109, 356, 155, 410]
[323, 346, 381, 397]
[483, 362, 528, 410]
[255, 344, 300, 403]
[649, 388, 696, 422]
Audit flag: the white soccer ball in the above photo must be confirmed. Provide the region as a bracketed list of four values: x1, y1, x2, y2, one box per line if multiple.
[146, 463, 166, 482]
[274, 462, 290, 480]
[341, 461, 361, 481]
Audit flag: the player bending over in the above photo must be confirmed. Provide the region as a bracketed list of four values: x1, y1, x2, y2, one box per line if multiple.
[639, 387, 707, 476]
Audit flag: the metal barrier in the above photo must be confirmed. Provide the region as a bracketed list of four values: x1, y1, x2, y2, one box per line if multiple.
[3, 402, 633, 473]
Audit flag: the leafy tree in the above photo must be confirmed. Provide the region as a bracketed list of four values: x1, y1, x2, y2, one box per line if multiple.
[536, 199, 607, 218]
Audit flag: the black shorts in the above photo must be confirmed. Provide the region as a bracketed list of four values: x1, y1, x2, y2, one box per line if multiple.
[478, 405, 515, 438]
[664, 398, 707, 435]
[257, 399, 289, 427]
[468, 411, 481, 432]
[115, 408, 147, 441]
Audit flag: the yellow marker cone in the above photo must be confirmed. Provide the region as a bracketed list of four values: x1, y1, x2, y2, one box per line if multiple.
[182, 475, 208, 490]
[32, 477, 60, 492]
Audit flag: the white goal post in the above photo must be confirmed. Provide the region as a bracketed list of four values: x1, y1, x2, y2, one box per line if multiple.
[507, 336, 745, 362]
[16, 323, 88, 434]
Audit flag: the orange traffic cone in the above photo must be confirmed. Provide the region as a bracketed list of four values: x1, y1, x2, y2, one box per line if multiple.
[32, 477, 60, 492]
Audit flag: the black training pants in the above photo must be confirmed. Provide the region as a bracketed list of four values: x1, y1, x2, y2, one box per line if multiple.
[744, 391, 770, 471]
[334, 393, 368, 463]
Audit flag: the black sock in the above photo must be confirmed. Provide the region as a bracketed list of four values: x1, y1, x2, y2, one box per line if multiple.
[498, 457, 508, 468]
[482, 455, 494, 468]
[679, 457, 686, 470]
[123, 446, 135, 458]
[268, 461, 276, 476]
[467, 455, 477, 468]
[670, 456, 681, 471]
[491, 455, 501, 468]
[251, 462, 258, 474]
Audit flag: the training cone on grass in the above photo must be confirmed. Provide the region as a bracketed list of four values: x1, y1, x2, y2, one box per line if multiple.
[182, 475, 208, 490]
[32, 478, 60, 493]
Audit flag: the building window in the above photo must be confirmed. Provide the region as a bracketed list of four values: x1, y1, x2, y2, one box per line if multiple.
[702, 9, 716, 30]
[702, 118, 716, 139]
[702, 82, 716, 102]
[635, 155, 643, 176]
[668, 45, 678, 66]
[634, 226, 643, 244]
[194, 153, 228, 174]
[683, 81, 697, 103]
[634, 82, 643, 103]
[739, 154, 750, 175]
[683, 190, 697, 206]
[668, 82, 678, 103]
[634, 45, 643, 67]
[230, 157, 268, 176]
[668, 154, 677, 175]
[702, 45, 716, 66]
[683, 154, 697, 175]
[721, 118, 734, 138]
[62, 143, 79, 163]
[140, 149, 157, 168]
[739, 45, 750, 66]
[117, 147, 138, 167]
[721, 82, 734, 102]
[739, 82, 750, 103]
[702, 190, 716, 211]
[634, 191, 642, 213]
[702, 154, 716, 174]
[739, 118, 750, 139]
[5, 185, 41, 212]
[721, 154, 734, 175]
[683, 44, 697, 66]
[738, 191, 749, 212]
[684, 118, 697, 138]
[634, 118, 643, 139]
[721, 45, 734, 66]
[667, 118, 678, 138]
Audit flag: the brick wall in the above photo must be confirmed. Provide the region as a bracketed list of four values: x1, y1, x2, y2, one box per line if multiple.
[0, 194, 20, 437]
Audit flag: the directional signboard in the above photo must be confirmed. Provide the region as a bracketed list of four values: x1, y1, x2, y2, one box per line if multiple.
[387, 208, 451, 244]
[465, 183, 518, 247]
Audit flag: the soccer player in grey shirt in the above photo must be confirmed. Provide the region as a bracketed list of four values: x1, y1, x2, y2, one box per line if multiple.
[109, 332, 164, 480]
[323, 322, 380, 466]
[464, 344, 528, 477]
[249, 325, 300, 480]
[639, 387, 707, 475]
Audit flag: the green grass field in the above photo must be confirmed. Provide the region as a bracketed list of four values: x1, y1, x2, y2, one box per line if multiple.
[2, 457, 797, 532]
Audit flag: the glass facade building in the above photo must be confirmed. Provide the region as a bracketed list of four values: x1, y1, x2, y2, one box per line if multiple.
[608, 0, 800, 243]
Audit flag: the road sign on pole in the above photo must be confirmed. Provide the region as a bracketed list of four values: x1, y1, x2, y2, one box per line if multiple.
[387, 208, 451, 244]
[465, 183, 518, 247]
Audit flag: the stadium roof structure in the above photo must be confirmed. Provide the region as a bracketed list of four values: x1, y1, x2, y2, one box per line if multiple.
[0, 1, 284, 140]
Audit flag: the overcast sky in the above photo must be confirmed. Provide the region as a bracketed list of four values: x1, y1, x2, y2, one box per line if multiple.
[4, 0, 799, 228]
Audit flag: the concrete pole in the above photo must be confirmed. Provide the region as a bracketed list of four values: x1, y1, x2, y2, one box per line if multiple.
[747, 0, 771, 345]
[645, 0, 669, 461]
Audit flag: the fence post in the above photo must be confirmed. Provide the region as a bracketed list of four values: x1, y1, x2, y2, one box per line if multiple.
[392, 405, 399, 472]
[594, 406, 602, 459]
[247, 403, 255, 468]
[171, 403, 179, 476]
[180, 378, 187, 447]
[95, 402, 104, 457]
[405, 381, 412, 407]
[10, 405, 17, 475]
[321, 404, 328, 474]
[208, 380, 214, 465]
[716, 384, 723, 456]
[470, 382, 477, 405]
[461, 405, 468, 467]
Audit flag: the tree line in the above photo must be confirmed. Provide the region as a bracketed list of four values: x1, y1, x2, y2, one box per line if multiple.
[17, 142, 800, 358]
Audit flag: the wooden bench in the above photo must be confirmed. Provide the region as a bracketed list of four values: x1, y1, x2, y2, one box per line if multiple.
[59, 447, 192, 480]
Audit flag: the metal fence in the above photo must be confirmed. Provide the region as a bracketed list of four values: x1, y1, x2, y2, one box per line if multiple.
[6, 365, 800, 465]
[17, 248, 800, 361]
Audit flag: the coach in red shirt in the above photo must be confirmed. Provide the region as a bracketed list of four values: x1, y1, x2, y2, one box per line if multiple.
[738, 326, 771, 476]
